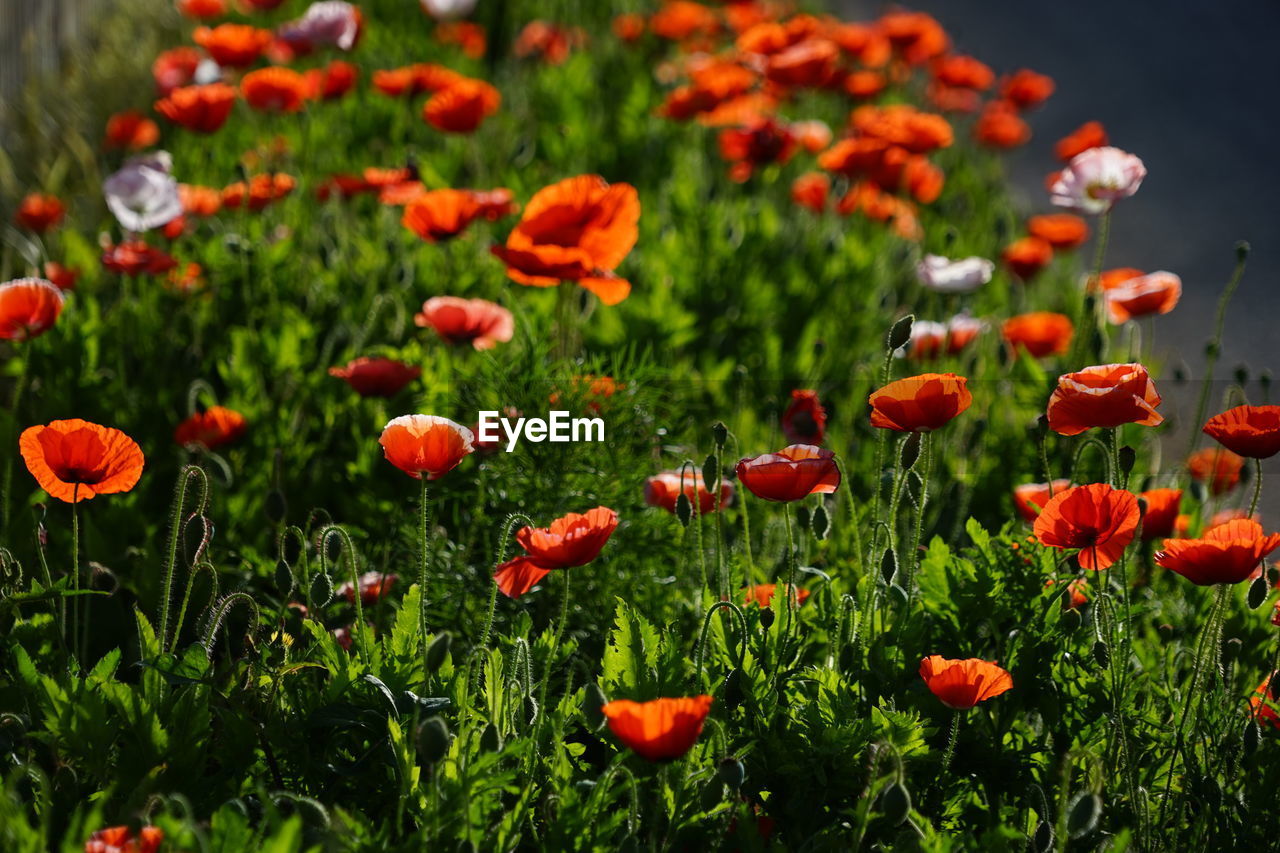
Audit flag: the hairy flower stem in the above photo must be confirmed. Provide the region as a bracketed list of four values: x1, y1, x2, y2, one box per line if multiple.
[902, 433, 933, 610]
[536, 573, 572, 722]
[1249, 457, 1263, 519]
[1160, 583, 1229, 824]
[1186, 250, 1248, 461]
[71, 485, 82, 667]
[0, 345, 31, 538]
[418, 478, 432, 665]
[478, 513, 533, 652]
[940, 711, 961, 775]
[778, 506, 800, 665]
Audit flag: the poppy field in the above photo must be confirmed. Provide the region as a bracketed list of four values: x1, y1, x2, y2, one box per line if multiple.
[3, 1, 1280, 850]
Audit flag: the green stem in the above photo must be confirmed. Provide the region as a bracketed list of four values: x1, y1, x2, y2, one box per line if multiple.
[1249, 457, 1263, 519]
[940, 710, 960, 775]
[1187, 250, 1249, 461]
[1, 344, 32, 538]
[418, 478, 432, 664]
[536, 572, 572, 721]
[71, 485, 82, 667]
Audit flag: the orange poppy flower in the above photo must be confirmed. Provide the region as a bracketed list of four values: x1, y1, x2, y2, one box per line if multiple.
[155, 83, 238, 133]
[472, 188, 516, 221]
[1001, 236, 1053, 280]
[1045, 363, 1163, 436]
[493, 507, 619, 597]
[177, 0, 226, 17]
[878, 10, 949, 64]
[1090, 267, 1145, 293]
[174, 406, 247, 450]
[14, 193, 65, 233]
[931, 54, 994, 90]
[974, 101, 1030, 148]
[193, 23, 273, 67]
[337, 570, 397, 605]
[764, 38, 839, 88]
[241, 67, 310, 113]
[718, 117, 797, 182]
[1027, 214, 1089, 250]
[1203, 405, 1280, 459]
[782, 389, 827, 445]
[167, 261, 206, 294]
[222, 173, 295, 211]
[101, 241, 178, 276]
[0, 278, 64, 341]
[650, 1, 718, 41]
[19, 419, 145, 503]
[601, 695, 713, 762]
[844, 70, 888, 99]
[744, 583, 810, 608]
[850, 104, 953, 153]
[829, 22, 891, 67]
[918, 656, 1013, 709]
[104, 110, 160, 151]
[644, 469, 734, 515]
[84, 825, 164, 853]
[1056, 121, 1108, 162]
[1013, 479, 1072, 522]
[423, 78, 501, 133]
[1000, 69, 1055, 109]
[491, 174, 640, 306]
[178, 183, 223, 217]
[435, 21, 487, 58]
[415, 296, 514, 350]
[304, 60, 358, 101]
[905, 316, 982, 360]
[43, 262, 79, 292]
[1002, 312, 1073, 358]
[1155, 519, 1280, 586]
[612, 12, 646, 43]
[1033, 483, 1140, 570]
[329, 356, 421, 397]
[1045, 577, 1089, 610]
[1187, 447, 1245, 495]
[735, 444, 840, 503]
[401, 189, 483, 242]
[1139, 488, 1182, 540]
[379, 415, 474, 480]
[1252, 674, 1280, 729]
[152, 47, 202, 94]
[926, 82, 981, 114]
[869, 373, 972, 433]
[513, 20, 584, 65]
[1103, 271, 1181, 324]
[790, 173, 829, 212]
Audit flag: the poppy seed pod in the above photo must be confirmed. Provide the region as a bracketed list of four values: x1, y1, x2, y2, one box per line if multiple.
[426, 631, 452, 671]
[887, 315, 914, 351]
[417, 716, 450, 764]
[718, 757, 745, 789]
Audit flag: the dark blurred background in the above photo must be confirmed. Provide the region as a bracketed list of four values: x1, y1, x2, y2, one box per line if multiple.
[848, 0, 1280, 386]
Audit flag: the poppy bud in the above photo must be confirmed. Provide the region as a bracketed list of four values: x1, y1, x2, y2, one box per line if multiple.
[1117, 446, 1136, 476]
[480, 722, 503, 752]
[1243, 719, 1260, 757]
[310, 572, 333, 608]
[583, 682, 607, 729]
[759, 608, 775, 629]
[1066, 792, 1100, 838]
[325, 533, 342, 563]
[1061, 606, 1082, 633]
[811, 503, 830, 541]
[274, 559, 294, 596]
[1092, 639, 1109, 669]
[524, 695, 539, 723]
[900, 432, 922, 470]
[795, 505, 811, 531]
[1236, 240, 1251, 261]
[1173, 366, 1187, 384]
[1223, 637, 1242, 662]
[1234, 364, 1250, 387]
[1034, 821, 1055, 853]
[417, 716, 450, 764]
[723, 668, 744, 710]
[880, 547, 897, 584]
[265, 490, 287, 525]
[711, 422, 728, 448]
[1248, 576, 1269, 610]
[426, 631, 452, 671]
[702, 453, 720, 494]
[880, 782, 911, 826]
[1205, 341, 1220, 359]
[887, 315, 914, 351]
[675, 492, 693, 527]
[718, 756, 745, 789]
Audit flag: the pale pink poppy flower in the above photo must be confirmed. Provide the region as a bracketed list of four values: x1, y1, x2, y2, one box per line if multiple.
[278, 1, 360, 51]
[915, 254, 995, 293]
[415, 296, 514, 350]
[1050, 146, 1146, 214]
[103, 151, 182, 233]
[420, 0, 477, 19]
[1104, 271, 1181, 324]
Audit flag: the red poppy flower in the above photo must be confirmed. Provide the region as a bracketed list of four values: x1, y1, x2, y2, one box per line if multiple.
[1027, 214, 1089, 250]
[167, 262, 206, 293]
[84, 825, 164, 853]
[1056, 121, 1108, 162]
[601, 695, 713, 762]
[1013, 479, 1072, 522]
[999, 69, 1055, 109]
[974, 101, 1030, 148]
[744, 583, 810, 608]
[1253, 674, 1280, 730]
[735, 444, 840, 503]
[104, 110, 160, 151]
[1187, 447, 1245, 495]
[14, 193, 65, 233]
[791, 172, 830, 212]
[782, 389, 827, 445]
[1002, 236, 1053, 280]
[1002, 312, 1073, 358]
[241, 67, 310, 113]
[612, 13, 646, 43]
[435, 21, 487, 58]
[1202, 405, 1280, 460]
[878, 10, 949, 64]
[329, 357, 421, 397]
[152, 47, 201, 95]
[491, 174, 640, 306]
[906, 317, 982, 360]
[764, 38, 839, 88]
[514, 21, 584, 65]
[178, 183, 223, 217]
[193, 23, 274, 67]
[101, 241, 178, 277]
[305, 59, 358, 100]
[718, 117, 797, 182]
[19, 419, 145, 503]
[379, 415, 474, 480]
[1045, 363, 1163, 436]
[650, 1, 718, 41]
[1033, 483, 1140, 570]
[869, 373, 972, 432]
[423, 78, 501, 133]
[177, 0, 226, 17]
[401, 189, 483, 242]
[931, 54, 994, 90]
[174, 405, 247, 450]
[1139, 488, 1182, 540]
[414, 296, 514, 351]
[644, 469, 734, 515]
[851, 104, 953, 154]
[1045, 577, 1090, 610]
[0, 278, 64, 341]
[1103, 271, 1181, 324]
[43, 262, 79, 292]
[222, 173, 295, 211]
[155, 83, 238, 133]
[1155, 519, 1280, 585]
[1093, 266, 1142, 293]
[337, 571, 397, 605]
[919, 656, 1013, 709]
[493, 507, 619, 597]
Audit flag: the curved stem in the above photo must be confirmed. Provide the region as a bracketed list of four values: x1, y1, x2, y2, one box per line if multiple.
[536, 572, 572, 721]
[1187, 251, 1249, 461]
